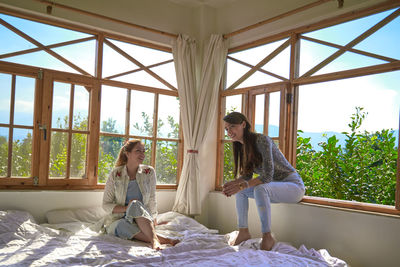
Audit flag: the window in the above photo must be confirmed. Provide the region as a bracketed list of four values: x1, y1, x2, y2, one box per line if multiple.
[218, 5, 400, 213]
[0, 11, 181, 189]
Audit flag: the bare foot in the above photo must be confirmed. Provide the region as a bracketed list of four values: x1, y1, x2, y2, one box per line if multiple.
[260, 232, 276, 251]
[158, 235, 180, 246]
[151, 238, 162, 250]
[231, 229, 251, 246]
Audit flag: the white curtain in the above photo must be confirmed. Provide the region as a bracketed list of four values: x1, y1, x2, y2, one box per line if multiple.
[172, 34, 228, 215]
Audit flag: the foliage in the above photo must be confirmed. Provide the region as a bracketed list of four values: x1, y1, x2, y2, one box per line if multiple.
[296, 107, 398, 205]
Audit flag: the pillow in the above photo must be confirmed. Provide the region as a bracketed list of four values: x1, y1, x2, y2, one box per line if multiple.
[0, 210, 37, 233]
[46, 206, 107, 224]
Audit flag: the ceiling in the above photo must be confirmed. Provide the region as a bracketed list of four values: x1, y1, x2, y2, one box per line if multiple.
[167, 0, 240, 8]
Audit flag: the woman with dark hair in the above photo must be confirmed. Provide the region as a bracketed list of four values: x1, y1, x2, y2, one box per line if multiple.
[222, 112, 305, 251]
[102, 139, 177, 250]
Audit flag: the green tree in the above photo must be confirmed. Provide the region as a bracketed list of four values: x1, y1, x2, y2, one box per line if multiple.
[297, 107, 398, 205]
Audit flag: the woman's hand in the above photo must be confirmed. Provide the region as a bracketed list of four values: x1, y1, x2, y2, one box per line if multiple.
[222, 178, 247, 197]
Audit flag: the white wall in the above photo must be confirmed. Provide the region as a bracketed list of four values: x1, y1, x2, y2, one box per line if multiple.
[200, 192, 400, 267]
[0, 190, 176, 224]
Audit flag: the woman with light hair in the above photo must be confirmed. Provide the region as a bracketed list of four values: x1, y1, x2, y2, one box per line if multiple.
[102, 139, 178, 250]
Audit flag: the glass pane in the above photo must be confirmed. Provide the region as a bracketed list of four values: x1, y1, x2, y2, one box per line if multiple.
[268, 92, 280, 137]
[151, 62, 177, 88]
[73, 85, 89, 130]
[223, 141, 234, 183]
[108, 39, 173, 66]
[302, 9, 391, 46]
[14, 76, 35, 126]
[11, 128, 32, 177]
[102, 43, 138, 78]
[3, 51, 79, 74]
[254, 94, 265, 134]
[261, 46, 290, 79]
[130, 91, 154, 137]
[49, 131, 68, 178]
[355, 12, 400, 60]
[226, 59, 249, 89]
[100, 86, 126, 134]
[115, 70, 169, 90]
[225, 95, 242, 115]
[229, 39, 288, 66]
[155, 141, 177, 184]
[0, 127, 9, 177]
[0, 13, 91, 46]
[52, 40, 96, 76]
[240, 70, 281, 88]
[98, 136, 125, 184]
[142, 139, 152, 166]
[299, 39, 338, 76]
[157, 95, 180, 138]
[297, 71, 400, 206]
[0, 23, 35, 55]
[316, 51, 386, 76]
[0, 73, 11, 124]
[52, 82, 71, 129]
[70, 133, 87, 178]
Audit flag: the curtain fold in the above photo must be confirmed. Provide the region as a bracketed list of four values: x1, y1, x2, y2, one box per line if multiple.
[172, 34, 228, 215]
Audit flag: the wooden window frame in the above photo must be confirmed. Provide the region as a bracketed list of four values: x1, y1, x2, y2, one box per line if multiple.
[0, 9, 182, 190]
[217, 3, 400, 215]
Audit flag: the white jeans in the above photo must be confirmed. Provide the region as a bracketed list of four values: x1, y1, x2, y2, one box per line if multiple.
[235, 173, 305, 233]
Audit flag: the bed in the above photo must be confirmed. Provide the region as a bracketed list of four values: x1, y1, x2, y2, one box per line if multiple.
[0, 209, 347, 266]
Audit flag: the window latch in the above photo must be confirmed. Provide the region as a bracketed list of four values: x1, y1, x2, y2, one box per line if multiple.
[38, 124, 47, 140]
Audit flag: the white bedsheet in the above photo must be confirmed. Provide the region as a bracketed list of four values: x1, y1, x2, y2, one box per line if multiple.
[0, 210, 347, 267]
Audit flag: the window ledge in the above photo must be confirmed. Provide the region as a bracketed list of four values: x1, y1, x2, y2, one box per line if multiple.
[301, 196, 400, 217]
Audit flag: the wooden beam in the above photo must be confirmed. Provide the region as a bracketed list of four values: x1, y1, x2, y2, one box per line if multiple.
[104, 39, 177, 91]
[301, 7, 400, 77]
[227, 39, 290, 90]
[301, 35, 397, 63]
[224, 0, 332, 38]
[229, 1, 400, 53]
[227, 56, 288, 82]
[294, 61, 400, 85]
[0, 18, 91, 76]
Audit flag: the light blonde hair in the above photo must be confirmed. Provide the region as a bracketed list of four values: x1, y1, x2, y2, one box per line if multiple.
[115, 139, 143, 167]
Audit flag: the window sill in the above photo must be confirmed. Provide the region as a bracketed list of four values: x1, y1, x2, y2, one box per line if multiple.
[301, 196, 400, 217]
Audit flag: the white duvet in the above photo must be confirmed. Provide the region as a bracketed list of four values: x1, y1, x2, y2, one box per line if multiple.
[0, 210, 347, 267]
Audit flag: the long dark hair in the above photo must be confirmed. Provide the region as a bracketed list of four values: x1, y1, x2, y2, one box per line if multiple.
[115, 139, 143, 167]
[223, 112, 261, 178]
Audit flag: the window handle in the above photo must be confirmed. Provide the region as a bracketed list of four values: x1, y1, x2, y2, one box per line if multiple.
[38, 124, 47, 140]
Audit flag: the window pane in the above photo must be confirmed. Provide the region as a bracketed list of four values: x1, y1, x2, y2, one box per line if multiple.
[52, 40, 96, 76]
[70, 133, 87, 178]
[0, 73, 11, 124]
[297, 71, 399, 205]
[151, 62, 177, 88]
[49, 131, 68, 178]
[254, 94, 265, 134]
[130, 91, 154, 137]
[73, 85, 89, 130]
[11, 128, 32, 177]
[0, 127, 9, 177]
[14, 76, 35, 126]
[268, 92, 280, 137]
[223, 142, 234, 183]
[155, 141, 177, 184]
[52, 82, 70, 129]
[142, 139, 152, 166]
[225, 95, 242, 114]
[98, 136, 124, 184]
[100, 86, 126, 134]
[157, 95, 180, 138]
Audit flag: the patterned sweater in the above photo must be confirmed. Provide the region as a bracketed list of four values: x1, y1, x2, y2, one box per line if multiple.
[241, 134, 296, 183]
